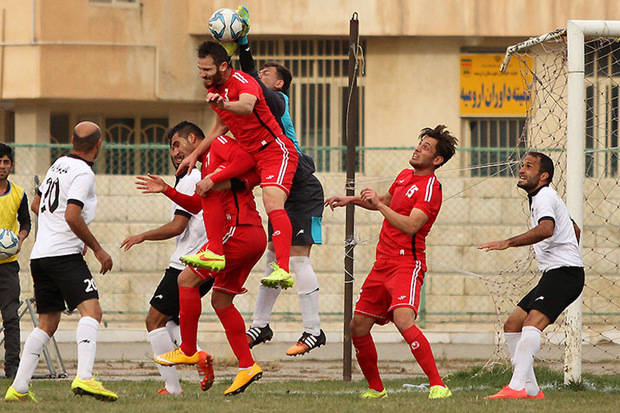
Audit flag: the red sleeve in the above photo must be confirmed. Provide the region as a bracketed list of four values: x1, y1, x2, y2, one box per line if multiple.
[413, 177, 442, 218]
[209, 137, 256, 184]
[237, 170, 261, 189]
[163, 185, 202, 214]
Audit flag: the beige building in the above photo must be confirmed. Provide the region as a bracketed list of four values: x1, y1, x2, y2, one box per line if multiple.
[1, 1, 619, 354]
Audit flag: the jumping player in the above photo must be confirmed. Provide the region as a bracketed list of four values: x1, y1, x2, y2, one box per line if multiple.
[222, 7, 326, 356]
[177, 41, 298, 290]
[479, 152, 584, 400]
[141, 124, 267, 396]
[5, 122, 117, 402]
[120, 122, 214, 395]
[325, 125, 457, 400]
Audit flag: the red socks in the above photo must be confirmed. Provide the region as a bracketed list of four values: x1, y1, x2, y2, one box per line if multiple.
[267, 209, 292, 271]
[201, 191, 224, 255]
[216, 305, 254, 368]
[179, 286, 201, 356]
[352, 334, 384, 392]
[402, 325, 444, 387]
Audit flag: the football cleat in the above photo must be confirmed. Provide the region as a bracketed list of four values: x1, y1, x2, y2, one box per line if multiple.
[246, 324, 274, 348]
[428, 385, 452, 399]
[196, 351, 215, 391]
[157, 388, 184, 396]
[4, 386, 37, 402]
[180, 249, 225, 271]
[286, 330, 326, 356]
[71, 376, 118, 402]
[360, 388, 388, 399]
[155, 347, 200, 366]
[224, 363, 262, 396]
[528, 390, 545, 399]
[485, 385, 528, 399]
[261, 262, 294, 289]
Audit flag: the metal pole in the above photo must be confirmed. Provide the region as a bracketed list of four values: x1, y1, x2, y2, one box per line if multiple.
[343, 12, 359, 382]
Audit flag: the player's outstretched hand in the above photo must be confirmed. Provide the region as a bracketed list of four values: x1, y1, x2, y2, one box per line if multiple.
[176, 152, 198, 176]
[360, 188, 380, 208]
[195, 177, 215, 197]
[206, 92, 225, 109]
[120, 235, 145, 252]
[136, 173, 168, 194]
[94, 248, 113, 274]
[236, 5, 250, 45]
[477, 240, 509, 252]
[324, 196, 349, 210]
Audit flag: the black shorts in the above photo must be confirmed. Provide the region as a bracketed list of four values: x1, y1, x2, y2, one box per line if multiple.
[30, 254, 99, 313]
[268, 171, 324, 246]
[149, 267, 214, 317]
[518, 266, 585, 323]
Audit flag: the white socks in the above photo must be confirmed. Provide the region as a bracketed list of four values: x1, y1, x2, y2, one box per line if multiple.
[508, 326, 541, 395]
[165, 320, 181, 348]
[504, 332, 521, 366]
[252, 250, 281, 328]
[11, 328, 50, 393]
[292, 256, 321, 335]
[251, 252, 322, 336]
[76, 316, 99, 380]
[147, 327, 182, 395]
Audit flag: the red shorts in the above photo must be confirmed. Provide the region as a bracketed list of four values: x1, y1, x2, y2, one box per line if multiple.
[190, 225, 266, 295]
[354, 258, 426, 325]
[254, 137, 298, 195]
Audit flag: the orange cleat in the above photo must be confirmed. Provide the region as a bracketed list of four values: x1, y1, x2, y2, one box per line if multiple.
[196, 351, 215, 391]
[485, 385, 529, 399]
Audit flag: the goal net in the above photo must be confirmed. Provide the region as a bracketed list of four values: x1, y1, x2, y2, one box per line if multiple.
[490, 22, 620, 381]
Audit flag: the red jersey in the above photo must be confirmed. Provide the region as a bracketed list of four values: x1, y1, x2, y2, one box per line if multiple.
[166, 136, 262, 228]
[375, 169, 442, 261]
[203, 136, 262, 228]
[210, 69, 284, 154]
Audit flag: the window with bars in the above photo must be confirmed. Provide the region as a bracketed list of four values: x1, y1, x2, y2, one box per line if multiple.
[238, 39, 365, 172]
[467, 118, 526, 177]
[585, 39, 620, 178]
[49, 114, 169, 175]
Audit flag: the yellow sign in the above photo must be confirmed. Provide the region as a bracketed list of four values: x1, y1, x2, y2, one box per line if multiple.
[460, 54, 531, 117]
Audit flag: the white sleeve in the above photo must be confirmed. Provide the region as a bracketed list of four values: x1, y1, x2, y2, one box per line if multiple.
[67, 171, 95, 205]
[534, 189, 557, 223]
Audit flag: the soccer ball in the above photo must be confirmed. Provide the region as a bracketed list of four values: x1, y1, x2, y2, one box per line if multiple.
[208, 8, 243, 42]
[0, 228, 18, 259]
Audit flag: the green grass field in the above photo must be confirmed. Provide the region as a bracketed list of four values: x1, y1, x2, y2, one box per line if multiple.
[1, 366, 619, 413]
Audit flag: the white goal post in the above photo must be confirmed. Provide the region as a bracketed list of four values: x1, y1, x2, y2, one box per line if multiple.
[501, 20, 620, 384]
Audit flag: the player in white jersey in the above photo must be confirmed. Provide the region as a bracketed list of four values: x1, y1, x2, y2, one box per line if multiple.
[120, 121, 213, 395]
[478, 151, 585, 400]
[5, 122, 117, 402]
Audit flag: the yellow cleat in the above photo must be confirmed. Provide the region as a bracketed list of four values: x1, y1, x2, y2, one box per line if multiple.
[261, 262, 294, 289]
[155, 347, 200, 366]
[180, 249, 225, 271]
[360, 388, 388, 399]
[428, 385, 452, 399]
[224, 363, 262, 396]
[4, 386, 37, 402]
[71, 376, 118, 402]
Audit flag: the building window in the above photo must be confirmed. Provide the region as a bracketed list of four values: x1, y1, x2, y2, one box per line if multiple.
[468, 118, 526, 177]
[585, 40, 620, 178]
[238, 39, 366, 172]
[102, 117, 169, 176]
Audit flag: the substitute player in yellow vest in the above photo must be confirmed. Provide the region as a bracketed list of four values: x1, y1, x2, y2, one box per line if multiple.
[0, 143, 31, 379]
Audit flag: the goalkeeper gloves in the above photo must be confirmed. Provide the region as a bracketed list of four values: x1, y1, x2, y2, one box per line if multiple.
[235, 5, 250, 46]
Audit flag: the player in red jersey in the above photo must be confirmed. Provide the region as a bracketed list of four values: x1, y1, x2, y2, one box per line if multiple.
[177, 41, 298, 289]
[139, 122, 266, 396]
[325, 125, 458, 400]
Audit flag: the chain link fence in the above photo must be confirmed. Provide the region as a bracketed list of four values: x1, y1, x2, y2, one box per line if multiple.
[9, 142, 613, 331]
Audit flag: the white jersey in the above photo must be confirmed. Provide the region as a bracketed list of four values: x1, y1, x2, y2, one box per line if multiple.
[529, 185, 583, 272]
[31, 155, 97, 259]
[169, 168, 207, 270]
